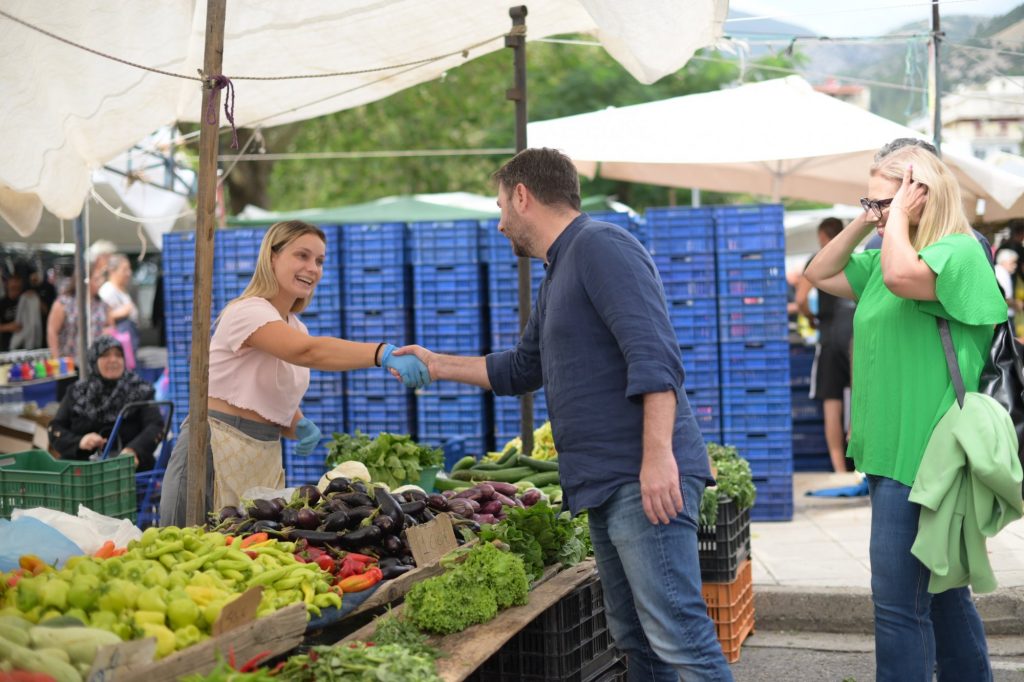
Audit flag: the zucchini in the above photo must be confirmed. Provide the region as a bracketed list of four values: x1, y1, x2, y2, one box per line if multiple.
[433, 476, 474, 491]
[520, 471, 561, 486]
[451, 466, 535, 483]
[450, 455, 477, 472]
[517, 454, 559, 472]
[494, 443, 520, 466]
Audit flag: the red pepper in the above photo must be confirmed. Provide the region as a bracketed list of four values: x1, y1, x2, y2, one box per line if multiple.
[314, 555, 335, 573]
[337, 566, 383, 593]
[338, 553, 378, 580]
[6, 568, 25, 588]
[240, 532, 269, 548]
[0, 672, 59, 682]
[238, 650, 272, 673]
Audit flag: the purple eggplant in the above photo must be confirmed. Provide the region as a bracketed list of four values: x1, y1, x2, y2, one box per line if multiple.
[280, 507, 300, 527]
[337, 524, 382, 550]
[322, 510, 353, 532]
[452, 487, 484, 501]
[295, 507, 320, 530]
[339, 492, 375, 507]
[373, 486, 405, 532]
[520, 489, 542, 507]
[247, 498, 280, 521]
[493, 492, 520, 508]
[294, 485, 321, 506]
[446, 499, 476, 518]
[373, 515, 397, 534]
[402, 489, 427, 502]
[400, 500, 426, 515]
[381, 535, 405, 557]
[476, 483, 495, 499]
[485, 481, 520, 497]
[425, 494, 448, 512]
[479, 500, 503, 516]
[474, 513, 498, 525]
[325, 477, 352, 495]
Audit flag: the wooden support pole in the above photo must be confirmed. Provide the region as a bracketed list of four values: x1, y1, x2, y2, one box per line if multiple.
[186, 0, 227, 526]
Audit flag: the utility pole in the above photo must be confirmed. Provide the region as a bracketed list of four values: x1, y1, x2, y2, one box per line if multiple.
[930, 0, 943, 156]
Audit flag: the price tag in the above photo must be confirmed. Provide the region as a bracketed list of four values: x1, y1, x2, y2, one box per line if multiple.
[87, 637, 157, 681]
[406, 512, 458, 567]
[213, 585, 263, 636]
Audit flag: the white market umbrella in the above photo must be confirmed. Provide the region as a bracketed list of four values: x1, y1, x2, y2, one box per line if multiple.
[0, 0, 726, 235]
[528, 75, 1024, 218]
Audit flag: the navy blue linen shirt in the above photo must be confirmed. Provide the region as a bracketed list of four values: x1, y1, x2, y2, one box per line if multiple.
[486, 214, 713, 515]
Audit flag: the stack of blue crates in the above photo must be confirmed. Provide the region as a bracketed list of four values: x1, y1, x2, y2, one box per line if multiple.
[714, 205, 793, 521]
[789, 343, 830, 471]
[647, 207, 720, 443]
[162, 232, 202, 431]
[342, 223, 414, 442]
[410, 220, 488, 456]
[481, 218, 549, 448]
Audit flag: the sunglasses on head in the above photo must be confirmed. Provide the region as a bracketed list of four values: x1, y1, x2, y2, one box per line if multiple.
[860, 197, 894, 218]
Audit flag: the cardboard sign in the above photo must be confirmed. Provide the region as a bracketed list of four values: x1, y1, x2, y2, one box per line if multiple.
[213, 585, 263, 636]
[405, 512, 458, 567]
[87, 637, 157, 681]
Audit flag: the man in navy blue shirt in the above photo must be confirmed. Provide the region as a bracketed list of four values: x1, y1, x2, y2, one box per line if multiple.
[395, 148, 732, 681]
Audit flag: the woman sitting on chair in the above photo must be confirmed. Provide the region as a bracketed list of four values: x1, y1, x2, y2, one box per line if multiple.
[47, 335, 163, 471]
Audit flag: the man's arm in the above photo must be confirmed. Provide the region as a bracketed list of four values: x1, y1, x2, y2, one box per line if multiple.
[392, 346, 491, 389]
[641, 390, 683, 525]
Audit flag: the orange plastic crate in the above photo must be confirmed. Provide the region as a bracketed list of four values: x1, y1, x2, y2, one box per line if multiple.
[702, 558, 755, 663]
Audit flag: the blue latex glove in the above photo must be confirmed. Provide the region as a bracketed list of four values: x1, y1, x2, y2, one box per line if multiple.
[294, 417, 322, 456]
[381, 344, 431, 389]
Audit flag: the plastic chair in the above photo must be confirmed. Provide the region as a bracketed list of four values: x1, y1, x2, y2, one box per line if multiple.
[99, 400, 174, 528]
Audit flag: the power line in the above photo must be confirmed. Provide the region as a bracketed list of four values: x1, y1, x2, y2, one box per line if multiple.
[945, 40, 1024, 59]
[724, 0, 976, 26]
[218, 148, 516, 162]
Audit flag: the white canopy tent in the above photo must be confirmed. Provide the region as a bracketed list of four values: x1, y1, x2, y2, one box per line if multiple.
[0, 0, 726, 236]
[527, 76, 1024, 220]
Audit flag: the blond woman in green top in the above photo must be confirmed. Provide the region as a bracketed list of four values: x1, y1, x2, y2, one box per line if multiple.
[806, 145, 1006, 682]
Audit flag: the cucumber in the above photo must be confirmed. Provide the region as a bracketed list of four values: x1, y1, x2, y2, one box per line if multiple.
[450, 455, 477, 472]
[494, 444, 520, 466]
[434, 476, 474, 491]
[520, 471, 561, 486]
[517, 454, 559, 472]
[451, 466, 534, 483]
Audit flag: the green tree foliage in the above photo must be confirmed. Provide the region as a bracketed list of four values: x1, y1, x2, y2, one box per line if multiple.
[251, 43, 804, 213]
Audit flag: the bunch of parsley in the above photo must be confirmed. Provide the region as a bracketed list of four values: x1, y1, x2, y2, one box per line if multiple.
[326, 431, 442, 488]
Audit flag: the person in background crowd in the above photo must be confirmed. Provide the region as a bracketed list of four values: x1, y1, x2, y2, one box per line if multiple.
[47, 335, 164, 471]
[0, 272, 43, 351]
[159, 220, 430, 527]
[31, 266, 57, 327]
[47, 259, 112, 360]
[796, 217, 856, 473]
[994, 248, 1019, 320]
[395, 148, 733, 681]
[995, 219, 1024, 289]
[806, 146, 1004, 681]
[98, 253, 140, 353]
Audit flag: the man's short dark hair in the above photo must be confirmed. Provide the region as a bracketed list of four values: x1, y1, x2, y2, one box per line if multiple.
[1009, 218, 1024, 238]
[818, 217, 844, 240]
[874, 137, 938, 162]
[493, 148, 582, 210]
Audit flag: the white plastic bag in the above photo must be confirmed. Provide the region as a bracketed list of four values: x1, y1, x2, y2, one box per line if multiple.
[11, 505, 141, 555]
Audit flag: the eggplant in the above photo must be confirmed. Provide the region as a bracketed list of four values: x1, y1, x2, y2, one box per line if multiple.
[374, 486, 406, 532]
[485, 481, 520, 497]
[440, 490, 457, 499]
[324, 477, 352, 495]
[295, 507, 321, 530]
[381, 535, 405, 557]
[216, 505, 242, 523]
[492, 492, 520, 508]
[479, 500, 503, 516]
[322, 510, 353, 532]
[339, 492, 375, 507]
[418, 508, 436, 523]
[381, 563, 415, 579]
[247, 498, 280, 521]
[280, 508, 300, 528]
[294, 485, 322, 506]
[403, 489, 427, 502]
[403, 514, 418, 528]
[251, 519, 283, 533]
[476, 483, 495, 499]
[425, 494, 448, 512]
[400, 555, 416, 566]
[351, 481, 369, 495]
[474, 513, 498, 525]
[379, 557, 403, 569]
[399, 500, 426, 515]
[391, 493, 408, 504]
[287, 529, 342, 546]
[520, 489, 542, 507]
[373, 515, 397, 534]
[337, 524, 382, 550]
[452, 487, 483, 501]
[446, 499, 475, 518]
[347, 505, 376, 523]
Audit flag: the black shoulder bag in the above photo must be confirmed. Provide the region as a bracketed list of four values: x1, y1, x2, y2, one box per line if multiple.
[936, 316, 1024, 495]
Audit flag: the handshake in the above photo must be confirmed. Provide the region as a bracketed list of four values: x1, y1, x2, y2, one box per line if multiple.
[380, 343, 432, 389]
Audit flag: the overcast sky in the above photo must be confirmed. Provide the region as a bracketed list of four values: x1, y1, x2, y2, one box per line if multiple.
[728, 0, 1022, 37]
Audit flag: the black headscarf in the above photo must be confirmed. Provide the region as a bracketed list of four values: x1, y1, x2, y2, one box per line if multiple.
[67, 335, 154, 425]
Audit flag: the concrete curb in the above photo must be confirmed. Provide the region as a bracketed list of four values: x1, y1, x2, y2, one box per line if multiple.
[753, 585, 1024, 635]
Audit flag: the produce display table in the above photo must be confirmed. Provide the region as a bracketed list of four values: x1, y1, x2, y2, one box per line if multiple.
[339, 559, 598, 682]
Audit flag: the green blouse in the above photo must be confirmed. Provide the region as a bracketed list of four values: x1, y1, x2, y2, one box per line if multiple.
[843, 233, 1007, 486]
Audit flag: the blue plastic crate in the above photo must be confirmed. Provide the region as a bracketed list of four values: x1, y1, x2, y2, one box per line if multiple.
[494, 392, 548, 435]
[719, 339, 790, 385]
[654, 254, 717, 298]
[342, 222, 406, 267]
[417, 392, 487, 433]
[646, 207, 715, 256]
[213, 271, 250, 303]
[792, 421, 829, 455]
[717, 250, 787, 297]
[297, 308, 343, 337]
[414, 307, 484, 353]
[679, 343, 719, 389]
[668, 298, 719, 344]
[490, 304, 532, 350]
[345, 393, 414, 436]
[426, 434, 486, 460]
[215, 228, 266, 272]
[481, 219, 513, 263]
[303, 276, 343, 314]
[282, 442, 331, 487]
[685, 387, 720, 435]
[299, 394, 345, 425]
[751, 473, 793, 521]
[718, 296, 788, 341]
[344, 368, 410, 395]
[487, 260, 544, 306]
[409, 220, 480, 264]
[794, 452, 835, 472]
[344, 265, 407, 308]
[789, 343, 816, 386]
[721, 428, 792, 462]
[587, 210, 632, 229]
[413, 263, 484, 307]
[307, 370, 345, 398]
[721, 385, 792, 432]
[343, 307, 409, 341]
[712, 205, 785, 252]
[791, 388, 824, 422]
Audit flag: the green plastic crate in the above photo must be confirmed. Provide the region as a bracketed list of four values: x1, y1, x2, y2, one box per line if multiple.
[0, 450, 136, 521]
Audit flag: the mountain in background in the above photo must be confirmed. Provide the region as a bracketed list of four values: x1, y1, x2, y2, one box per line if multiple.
[726, 6, 1024, 124]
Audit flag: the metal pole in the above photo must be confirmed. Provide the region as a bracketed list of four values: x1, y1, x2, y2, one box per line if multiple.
[186, 0, 226, 526]
[930, 0, 943, 157]
[506, 5, 534, 458]
[73, 207, 89, 380]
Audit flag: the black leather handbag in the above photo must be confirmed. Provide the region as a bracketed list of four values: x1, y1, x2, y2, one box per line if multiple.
[937, 317, 1024, 495]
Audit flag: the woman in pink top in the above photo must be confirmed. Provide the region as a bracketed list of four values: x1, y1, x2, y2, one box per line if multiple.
[159, 220, 429, 526]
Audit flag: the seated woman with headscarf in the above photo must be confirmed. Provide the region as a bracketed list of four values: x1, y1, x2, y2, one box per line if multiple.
[47, 335, 164, 471]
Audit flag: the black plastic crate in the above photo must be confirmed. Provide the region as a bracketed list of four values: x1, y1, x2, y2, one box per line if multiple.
[698, 498, 751, 582]
[468, 577, 620, 682]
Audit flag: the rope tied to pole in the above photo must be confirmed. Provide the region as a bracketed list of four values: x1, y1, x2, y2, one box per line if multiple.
[204, 74, 239, 149]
